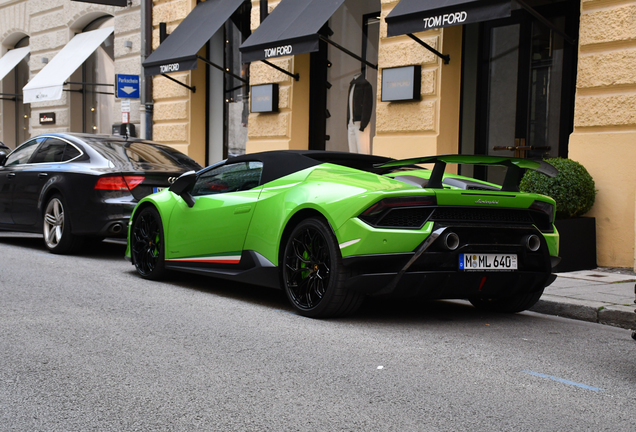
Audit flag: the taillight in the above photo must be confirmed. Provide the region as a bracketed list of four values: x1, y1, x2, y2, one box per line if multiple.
[359, 196, 436, 227]
[95, 176, 145, 191]
[530, 200, 555, 225]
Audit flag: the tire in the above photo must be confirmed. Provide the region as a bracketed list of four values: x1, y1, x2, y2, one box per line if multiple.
[469, 288, 545, 313]
[42, 194, 83, 254]
[130, 206, 166, 280]
[281, 217, 363, 318]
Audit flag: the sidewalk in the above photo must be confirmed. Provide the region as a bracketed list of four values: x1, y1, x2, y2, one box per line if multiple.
[530, 269, 636, 330]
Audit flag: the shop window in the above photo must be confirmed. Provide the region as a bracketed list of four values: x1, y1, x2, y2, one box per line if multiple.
[207, 3, 251, 164]
[69, 16, 115, 135]
[310, 0, 380, 154]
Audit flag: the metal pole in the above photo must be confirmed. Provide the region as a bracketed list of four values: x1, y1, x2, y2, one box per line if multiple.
[260, 0, 268, 23]
[141, 0, 154, 140]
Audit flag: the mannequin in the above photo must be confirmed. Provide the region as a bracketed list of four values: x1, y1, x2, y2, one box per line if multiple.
[347, 72, 373, 154]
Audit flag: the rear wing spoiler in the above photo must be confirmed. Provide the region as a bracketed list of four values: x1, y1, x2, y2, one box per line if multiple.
[374, 155, 558, 192]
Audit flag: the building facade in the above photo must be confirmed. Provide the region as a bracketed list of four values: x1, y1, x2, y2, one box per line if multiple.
[2, 0, 636, 270]
[0, 0, 142, 149]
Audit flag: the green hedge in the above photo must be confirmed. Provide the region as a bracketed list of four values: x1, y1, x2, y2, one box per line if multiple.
[520, 157, 596, 219]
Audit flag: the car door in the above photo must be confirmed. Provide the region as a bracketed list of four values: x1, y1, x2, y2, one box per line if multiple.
[0, 138, 44, 225]
[166, 161, 263, 261]
[11, 137, 81, 227]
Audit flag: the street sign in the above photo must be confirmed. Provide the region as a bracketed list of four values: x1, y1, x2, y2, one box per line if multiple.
[121, 99, 131, 113]
[122, 112, 129, 124]
[115, 74, 140, 99]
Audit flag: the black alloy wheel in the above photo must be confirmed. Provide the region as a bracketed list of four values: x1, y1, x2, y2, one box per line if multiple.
[131, 206, 166, 280]
[282, 217, 363, 318]
[42, 194, 83, 254]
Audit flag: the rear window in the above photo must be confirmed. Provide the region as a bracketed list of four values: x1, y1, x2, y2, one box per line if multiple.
[85, 138, 202, 171]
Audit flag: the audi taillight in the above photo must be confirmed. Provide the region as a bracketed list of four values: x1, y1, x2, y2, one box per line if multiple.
[95, 176, 145, 191]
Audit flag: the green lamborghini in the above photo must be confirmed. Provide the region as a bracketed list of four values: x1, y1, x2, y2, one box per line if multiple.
[125, 151, 559, 318]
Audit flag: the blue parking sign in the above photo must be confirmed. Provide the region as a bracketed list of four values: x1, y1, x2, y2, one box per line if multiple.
[115, 74, 140, 99]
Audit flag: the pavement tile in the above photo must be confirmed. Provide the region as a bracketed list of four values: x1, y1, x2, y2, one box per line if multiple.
[556, 270, 636, 283]
[566, 292, 630, 303]
[548, 278, 604, 289]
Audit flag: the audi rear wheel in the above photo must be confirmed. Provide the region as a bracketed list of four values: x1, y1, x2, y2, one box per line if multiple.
[43, 194, 83, 254]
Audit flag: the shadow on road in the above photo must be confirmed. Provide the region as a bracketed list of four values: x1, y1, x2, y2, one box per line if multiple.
[0, 232, 127, 260]
[125, 265, 541, 327]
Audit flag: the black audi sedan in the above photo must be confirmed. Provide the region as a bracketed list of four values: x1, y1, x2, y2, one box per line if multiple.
[0, 133, 202, 254]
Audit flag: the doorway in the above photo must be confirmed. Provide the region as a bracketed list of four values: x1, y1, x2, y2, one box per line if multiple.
[207, 3, 251, 164]
[460, 1, 579, 183]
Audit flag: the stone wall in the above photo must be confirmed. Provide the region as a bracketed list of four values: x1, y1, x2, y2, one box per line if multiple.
[568, 0, 636, 268]
[150, 0, 194, 157]
[0, 0, 142, 141]
[371, 0, 461, 160]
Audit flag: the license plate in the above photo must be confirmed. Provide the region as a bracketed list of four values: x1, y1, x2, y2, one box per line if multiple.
[153, 187, 165, 193]
[459, 253, 517, 271]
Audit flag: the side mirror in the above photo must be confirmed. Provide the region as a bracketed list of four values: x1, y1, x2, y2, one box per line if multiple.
[169, 171, 197, 208]
[0, 153, 7, 166]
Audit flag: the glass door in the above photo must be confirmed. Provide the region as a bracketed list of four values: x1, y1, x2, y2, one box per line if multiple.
[461, 2, 578, 185]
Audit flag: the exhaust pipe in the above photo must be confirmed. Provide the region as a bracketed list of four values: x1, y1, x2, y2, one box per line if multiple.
[442, 232, 460, 251]
[524, 234, 541, 252]
[110, 223, 123, 234]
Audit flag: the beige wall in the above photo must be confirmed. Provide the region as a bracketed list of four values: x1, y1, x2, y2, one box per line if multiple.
[568, 0, 636, 268]
[150, 0, 198, 161]
[0, 0, 142, 143]
[245, 0, 463, 161]
[373, 0, 461, 163]
[244, 0, 311, 153]
[148, 0, 636, 270]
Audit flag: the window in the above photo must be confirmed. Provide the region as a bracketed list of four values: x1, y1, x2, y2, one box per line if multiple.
[192, 161, 263, 196]
[69, 16, 115, 134]
[30, 138, 80, 163]
[4, 138, 45, 166]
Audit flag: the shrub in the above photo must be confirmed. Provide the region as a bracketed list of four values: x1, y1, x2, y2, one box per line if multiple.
[519, 157, 596, 219]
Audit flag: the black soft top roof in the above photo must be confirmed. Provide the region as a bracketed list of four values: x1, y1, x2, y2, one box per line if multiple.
[226, 150, 394, 184]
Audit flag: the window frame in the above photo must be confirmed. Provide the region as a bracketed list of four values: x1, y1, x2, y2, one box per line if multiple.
[28, 136, 84, 165]
[191, 160, 263, 197]
[3, 138, 45, 167]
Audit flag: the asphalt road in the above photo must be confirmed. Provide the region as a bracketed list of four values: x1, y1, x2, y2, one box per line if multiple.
[1, 234, 635, 431]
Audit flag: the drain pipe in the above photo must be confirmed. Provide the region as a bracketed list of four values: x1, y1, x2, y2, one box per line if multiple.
[140, 0, 153, 140]
[260, 0, 268, 23]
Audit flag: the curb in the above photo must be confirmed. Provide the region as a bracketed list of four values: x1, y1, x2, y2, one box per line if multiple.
[531, 298, 636, 330]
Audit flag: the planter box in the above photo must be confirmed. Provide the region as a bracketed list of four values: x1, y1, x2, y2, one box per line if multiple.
[553, 217, 597, 273]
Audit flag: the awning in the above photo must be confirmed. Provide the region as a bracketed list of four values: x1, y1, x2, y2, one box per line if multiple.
[239, 0, 346, 63]
[385, 0, 512, 37]
[71, 0, 127, 7]
[142, 0, 247, 76]
[0, 47, 30, 82]
[22, 27, 114, 103]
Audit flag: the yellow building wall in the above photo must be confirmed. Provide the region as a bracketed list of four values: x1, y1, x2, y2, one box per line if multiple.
[151, 0, 205, 165]
[568, 0, 636, 268]
[373, 0, 462, 170]
[244, 0, 463, 160]
[245, 0, 310, 153]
